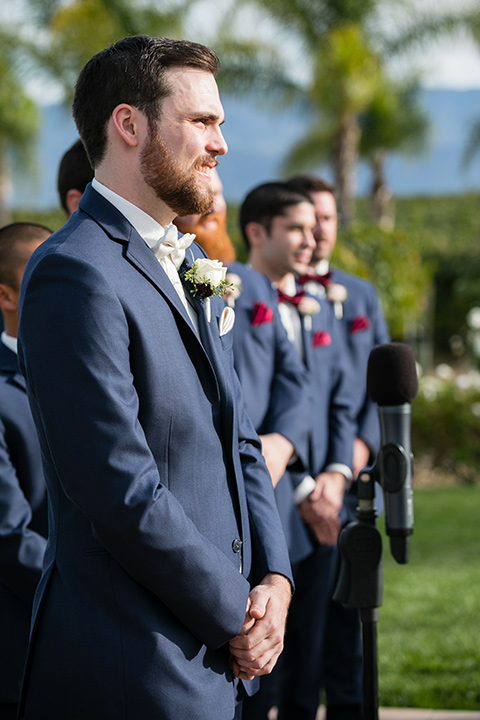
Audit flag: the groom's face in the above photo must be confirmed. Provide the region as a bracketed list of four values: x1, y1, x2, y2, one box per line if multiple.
[140, 67, 228, 217]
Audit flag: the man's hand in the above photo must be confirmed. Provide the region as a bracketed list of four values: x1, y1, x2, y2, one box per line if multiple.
[299, 471, 346, 545]
[259, 433, 295, 488]
[229, 573, 292, 680]
[353, 437, 371, 481]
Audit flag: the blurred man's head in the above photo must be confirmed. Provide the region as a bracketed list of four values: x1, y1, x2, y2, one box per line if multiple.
[239, 181, 315, 283]
[285, 175, 338, 265]
[57, 139, 94, 216]
[174, 168, 236, 263]
[0, 223, 52, 336]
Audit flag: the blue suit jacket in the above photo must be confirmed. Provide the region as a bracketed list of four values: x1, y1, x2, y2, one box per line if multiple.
[227, 263, 313, 564]
[330, 268, 390, 456]
[228, 263, 310, 464]
[279, 291, 355, 531]
[17, 185, 292, 720]
[0, 342, 47, 703]
[297, 295, 355, 479]
[304, 268, 390, 520]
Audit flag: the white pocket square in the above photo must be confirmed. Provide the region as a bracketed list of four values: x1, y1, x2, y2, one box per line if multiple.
[219, 306, 235, 336]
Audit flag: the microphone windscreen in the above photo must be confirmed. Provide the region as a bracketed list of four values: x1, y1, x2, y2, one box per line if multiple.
[367, 342, 418, 406]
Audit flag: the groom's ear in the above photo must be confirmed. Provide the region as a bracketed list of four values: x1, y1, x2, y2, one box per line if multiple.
[110, 104, 145, 149]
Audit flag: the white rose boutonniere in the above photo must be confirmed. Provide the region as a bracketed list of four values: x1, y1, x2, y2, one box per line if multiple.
[326, 283, 348, 319]
[183, 258, 233, 322]
[223, 273, 243, 308]
[297, 296, 321, 317]
[326, 283, 348, 303]
[297, 295, 321, 331]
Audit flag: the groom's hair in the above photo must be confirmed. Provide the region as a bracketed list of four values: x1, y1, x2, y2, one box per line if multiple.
[239, 182, 313, 250]
[73, 35, 220, 169]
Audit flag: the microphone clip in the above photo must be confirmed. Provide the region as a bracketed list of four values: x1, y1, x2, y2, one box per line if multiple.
[333, 468, 383, 613]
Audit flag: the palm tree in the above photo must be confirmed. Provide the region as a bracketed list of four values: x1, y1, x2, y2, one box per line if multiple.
[0, 32, 39, 225]
[24, 0, 189, 103]
[460, 8, 480, 169]
[209, 0, 475, 226]
[279, 22, 382, 226]
[358, 77, 429, 228]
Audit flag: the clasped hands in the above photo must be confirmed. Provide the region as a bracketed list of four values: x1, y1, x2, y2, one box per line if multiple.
[298, 471, 346, 546]
[229, 572, 292, 681]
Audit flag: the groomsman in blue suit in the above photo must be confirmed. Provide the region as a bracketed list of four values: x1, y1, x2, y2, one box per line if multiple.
[287, 175, 391, 720]
[224, 262, 315, 581]
[225, 263, 312, 504]
[175, 171, 313, 560]
[17, 36, 293, 720]
[0, 222, 51, 720]
[238, 182, 356, 720]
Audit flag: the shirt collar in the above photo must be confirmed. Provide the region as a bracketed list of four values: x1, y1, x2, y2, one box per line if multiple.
[313, 259, 330, 276]
[92, 177, 167, 249]
[1, 331, 17, 355]
[282, 274, 297, 296]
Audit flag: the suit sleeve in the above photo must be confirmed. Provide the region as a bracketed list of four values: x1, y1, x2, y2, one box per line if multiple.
[19, 253, 250, 650]
[0, 418, 46, 604]
[231, 372, 294, 589]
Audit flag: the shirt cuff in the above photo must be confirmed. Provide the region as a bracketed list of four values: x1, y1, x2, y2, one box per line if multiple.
[293, 475, 316, 505]
[324, 463, 353, 488]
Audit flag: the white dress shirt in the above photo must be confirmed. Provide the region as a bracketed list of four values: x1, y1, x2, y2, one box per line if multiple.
[1, 331, 17, 354]
[92, 178, 199, 334]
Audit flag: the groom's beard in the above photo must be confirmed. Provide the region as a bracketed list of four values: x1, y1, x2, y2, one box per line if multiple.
[183, 211, 236, 264]
[140, 130, 215, 216]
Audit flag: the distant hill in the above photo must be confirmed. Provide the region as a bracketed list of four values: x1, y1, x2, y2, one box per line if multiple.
[9, 89, 480, 210]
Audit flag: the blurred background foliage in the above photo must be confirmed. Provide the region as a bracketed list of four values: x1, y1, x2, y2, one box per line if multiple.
[4, 1, 480, 708]
[5, 0, 480, 485]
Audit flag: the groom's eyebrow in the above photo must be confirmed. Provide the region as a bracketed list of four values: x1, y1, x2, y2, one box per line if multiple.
[194, 113, 225, 124]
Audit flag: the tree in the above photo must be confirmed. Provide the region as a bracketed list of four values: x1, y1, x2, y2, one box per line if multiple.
[358, 77, 429, 228]
[24, 0, 188, 103]
[461, 10, 480, 169]
[0, 32, 39, 225]
[281, 23, 382, 226]
[209, 0, 474, 225]
[0, 0, 189, 219]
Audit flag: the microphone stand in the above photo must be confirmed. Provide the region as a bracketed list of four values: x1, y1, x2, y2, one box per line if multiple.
[333, 466, 383, 720]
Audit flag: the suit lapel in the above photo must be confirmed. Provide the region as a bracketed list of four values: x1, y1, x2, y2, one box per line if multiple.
[189, 290, 246, 532]
[79, 185, 214, 369]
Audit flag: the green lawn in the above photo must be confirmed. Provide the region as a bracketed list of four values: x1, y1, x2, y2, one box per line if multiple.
[376, 486, 480, 709]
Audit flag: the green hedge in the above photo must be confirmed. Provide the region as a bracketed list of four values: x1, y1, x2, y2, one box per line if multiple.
[412, 370, 480, 482]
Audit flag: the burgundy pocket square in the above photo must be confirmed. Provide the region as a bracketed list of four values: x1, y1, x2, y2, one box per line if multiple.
[312, 330, 332, 347]
[350, 315, 371, 334]
[251, 302, 274, 327]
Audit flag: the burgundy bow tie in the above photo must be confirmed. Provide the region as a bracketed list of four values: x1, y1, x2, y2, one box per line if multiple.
[298, 271, 332, 287]
[277, 288, 306, 306]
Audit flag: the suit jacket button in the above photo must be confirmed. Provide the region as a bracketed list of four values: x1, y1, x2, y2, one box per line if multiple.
[232, 538, 242, 553]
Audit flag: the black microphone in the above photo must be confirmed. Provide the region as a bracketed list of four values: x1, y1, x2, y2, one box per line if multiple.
[367, 343, 418, 564]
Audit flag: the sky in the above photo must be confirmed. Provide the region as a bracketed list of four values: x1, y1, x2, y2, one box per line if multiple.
[390, 21, 480, 89]
[4, 0, 480, 207]
[3, 0, 480, 103]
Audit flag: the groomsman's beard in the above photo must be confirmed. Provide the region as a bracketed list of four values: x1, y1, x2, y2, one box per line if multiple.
[140, 130, 215, 216]
[181, 211, 236, 264]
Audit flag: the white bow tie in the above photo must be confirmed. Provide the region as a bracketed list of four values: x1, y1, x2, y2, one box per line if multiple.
[152, 224, 195, 269]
